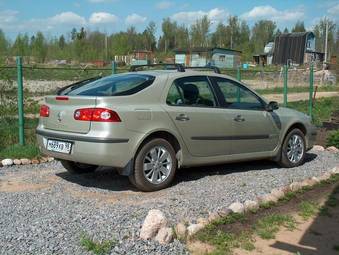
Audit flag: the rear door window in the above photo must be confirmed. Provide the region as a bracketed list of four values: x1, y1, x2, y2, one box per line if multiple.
[65, 74, 155, 96]
[166, 76, 216, 107]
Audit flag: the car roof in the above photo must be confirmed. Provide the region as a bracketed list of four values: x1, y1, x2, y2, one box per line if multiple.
[125, 69, 238, 81]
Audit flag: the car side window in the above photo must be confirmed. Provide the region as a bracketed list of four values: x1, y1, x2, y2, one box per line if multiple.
[166, 76, 216, 107]
[212, 77, 264, 110]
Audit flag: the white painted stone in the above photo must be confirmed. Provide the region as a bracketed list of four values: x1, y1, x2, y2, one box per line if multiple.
[1, 159, 13, 166]
[319, 172, 331, 181]
[175, 222, 187, 239]
[271, 188, 285, 200]
[208, 212, 220, 222]
[260, 194, 278, 204]
[228, 202, 245, 214]
[244, 200, 259, 211]
[187, 223, 204, 236]
[330, 167, 339, 174]
[20, 158, 31, 165]
[13, 159, 21, 165]
[311, 176, 321, 184]
[197, 217, 209, 227]
[326, 146, 339, 153]
[312, 145, 325, 151]
[289, 182, 302, 192]
[154, 227, 173, 244]
[47, 157, 54, 162]
[140, 209, 168, 240]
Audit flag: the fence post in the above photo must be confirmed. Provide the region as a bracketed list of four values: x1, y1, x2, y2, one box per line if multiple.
[16, 56, 25, 146]
[283, 65, 288, 107]
[112, 61, 116, 74]
[309, 63, 314, 119]
[236, 66, 241, 81]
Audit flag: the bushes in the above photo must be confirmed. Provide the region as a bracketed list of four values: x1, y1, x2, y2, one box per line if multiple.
[327, 130, 339, 148]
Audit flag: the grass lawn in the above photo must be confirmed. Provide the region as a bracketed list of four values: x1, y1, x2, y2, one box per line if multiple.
[287, 96, 339, 126]
[255, 85, 339, 95]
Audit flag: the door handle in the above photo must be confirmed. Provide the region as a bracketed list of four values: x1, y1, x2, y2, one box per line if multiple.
[233, 115, 245, 122]
[176, 114, 190, 121]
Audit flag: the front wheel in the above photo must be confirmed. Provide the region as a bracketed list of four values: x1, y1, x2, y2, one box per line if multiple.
[129, 138, 177, 191]
[60, 160, 98, 174]
[279, 129, 306, 168]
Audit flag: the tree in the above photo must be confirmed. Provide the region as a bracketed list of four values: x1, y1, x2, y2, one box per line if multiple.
[211, 22, 228, 47]
[190, 15, 210, 47]
[160, 18, 177, 52]
[12, 33, 30, 57]
[283, 27, 289, 33]
[31, 31, 47, 62]
[0, 29, 9, 58]
[313, 18, 336, 60]
[292, 21, 306, 32]
[58, 35, 66, 50]
[251, 20, 276, 53]
[143, 21, 157, 51]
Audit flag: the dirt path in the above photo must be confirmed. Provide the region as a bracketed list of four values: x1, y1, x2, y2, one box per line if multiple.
[234, 184, 339, 255]
[264, 91, 339, 103]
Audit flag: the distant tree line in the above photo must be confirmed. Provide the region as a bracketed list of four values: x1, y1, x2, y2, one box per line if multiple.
[0, 16, 337, 64]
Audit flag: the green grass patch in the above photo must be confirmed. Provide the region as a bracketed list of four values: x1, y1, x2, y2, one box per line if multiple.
[0, 144, 40, 160]
[333, 245, 339, 251]
[256, 85, 339, 95]
[327, 130, 339, 148]
[255, 214, 296, 239]
[196, 226, 254, 255]
[80, 234, 116, 255]
[287, 96, 339, 126]
[298, 201, 319, 220]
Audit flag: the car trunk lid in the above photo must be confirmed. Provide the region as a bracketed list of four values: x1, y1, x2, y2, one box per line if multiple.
[42, 96, 96, 134]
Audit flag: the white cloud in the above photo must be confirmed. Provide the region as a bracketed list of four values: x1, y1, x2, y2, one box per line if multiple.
[49, 12, 86, 25]
[125, 13, 147, 25]
[0, 9, 18, 25]
[327, 4, 339, 17]
[156, 1, 173, 10]
[241, 5, 304, 21]
[171, 8, 228, 24]
[89, 12, 118, 24]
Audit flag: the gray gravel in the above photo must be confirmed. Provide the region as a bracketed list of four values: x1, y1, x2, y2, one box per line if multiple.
[0, 149, 338, 254]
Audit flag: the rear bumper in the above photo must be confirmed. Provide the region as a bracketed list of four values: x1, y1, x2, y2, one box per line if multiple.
[36, 128, 134, 168]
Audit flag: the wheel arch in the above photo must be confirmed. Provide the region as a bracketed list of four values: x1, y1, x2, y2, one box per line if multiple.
[134, 129, 184, 167]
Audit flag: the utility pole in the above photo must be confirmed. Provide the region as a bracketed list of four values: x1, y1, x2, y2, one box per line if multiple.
[324, 17, 329, 63]
[105, 35, 108, 61]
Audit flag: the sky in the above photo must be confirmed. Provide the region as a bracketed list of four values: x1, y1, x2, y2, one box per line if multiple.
[0, 0, 338, 40]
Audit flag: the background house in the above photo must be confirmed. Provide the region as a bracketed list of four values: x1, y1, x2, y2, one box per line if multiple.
[273, 32, 324, 65]
[174, 47, 241, 68]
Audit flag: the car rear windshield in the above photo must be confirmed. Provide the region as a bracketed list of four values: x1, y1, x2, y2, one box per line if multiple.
[64, 74, 155, 96]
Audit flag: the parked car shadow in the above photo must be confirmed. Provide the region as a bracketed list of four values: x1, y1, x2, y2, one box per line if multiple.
[56, 152, 318, 192]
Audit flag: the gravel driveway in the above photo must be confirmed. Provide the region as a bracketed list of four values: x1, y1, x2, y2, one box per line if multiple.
[0, 149, 338, 255]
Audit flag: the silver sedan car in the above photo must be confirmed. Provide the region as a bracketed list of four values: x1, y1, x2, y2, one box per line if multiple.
[36, 65, 317, 191]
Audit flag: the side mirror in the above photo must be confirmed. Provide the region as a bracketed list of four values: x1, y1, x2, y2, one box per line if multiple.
[266, 101, 279, 112]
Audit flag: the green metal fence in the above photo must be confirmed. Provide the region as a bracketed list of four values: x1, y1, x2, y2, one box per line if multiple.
[0, 58, 324, 148]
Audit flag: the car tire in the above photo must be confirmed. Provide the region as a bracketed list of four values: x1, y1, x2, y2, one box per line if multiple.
[60, 160, 98, 174]
[278, 129, 306, 168]
[130, 138, 177, 192]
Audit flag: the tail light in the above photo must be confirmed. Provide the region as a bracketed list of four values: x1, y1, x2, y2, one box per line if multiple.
[74, 108, 121, 122]
[39, 104, 50, 117]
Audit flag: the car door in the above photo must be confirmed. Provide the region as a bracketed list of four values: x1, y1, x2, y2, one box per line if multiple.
[210, 76, 280, 155]
[163, 75, 233, 157]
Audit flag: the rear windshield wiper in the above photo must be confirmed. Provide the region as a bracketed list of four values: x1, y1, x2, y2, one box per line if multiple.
[56, 76, 102, 95]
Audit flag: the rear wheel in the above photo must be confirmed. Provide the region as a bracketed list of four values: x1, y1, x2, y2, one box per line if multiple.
[60, 160, 98, 174]
[279, 129, 306, 168]
[129, 138, 177, 191]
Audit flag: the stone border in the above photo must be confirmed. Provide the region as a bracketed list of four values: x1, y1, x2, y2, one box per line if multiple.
[138, 145, 339, 244]
[0, 157, 54, 167]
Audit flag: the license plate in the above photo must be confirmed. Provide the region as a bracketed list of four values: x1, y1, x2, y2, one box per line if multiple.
[47, 139, 72, 154]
